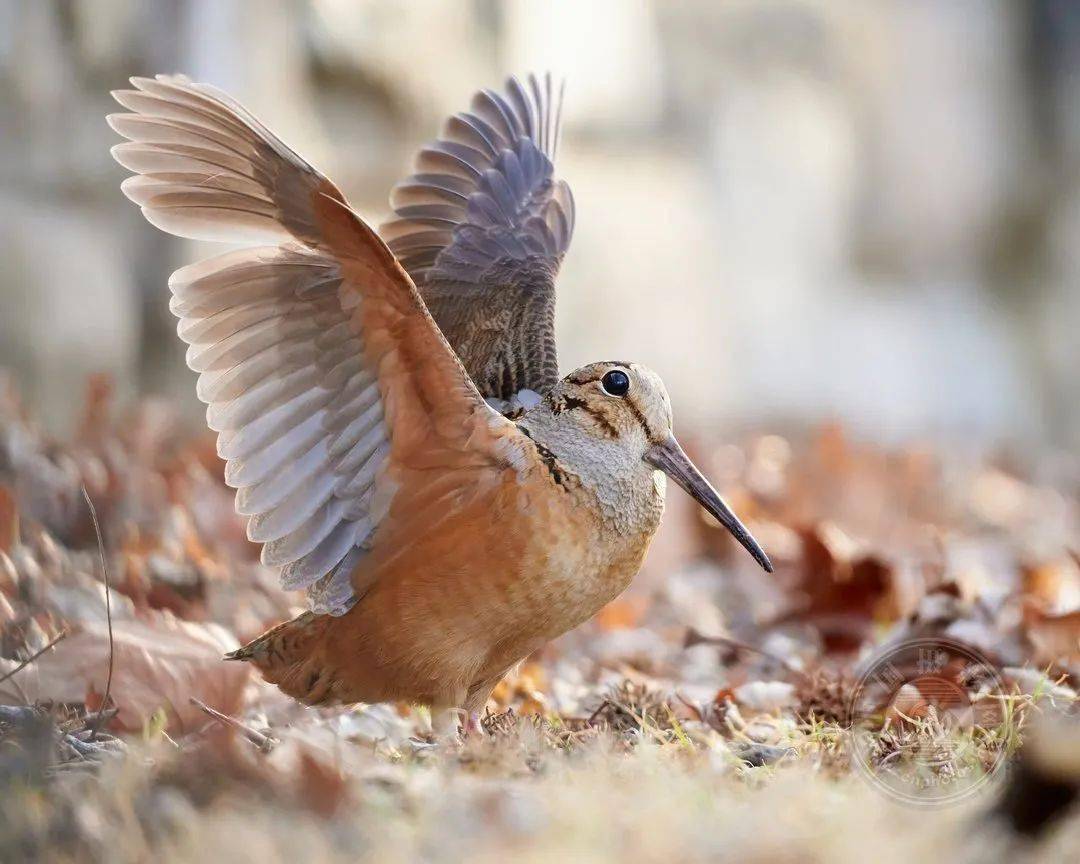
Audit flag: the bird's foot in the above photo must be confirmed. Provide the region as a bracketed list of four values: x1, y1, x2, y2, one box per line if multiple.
[461, 711, 485, 738]
[427, 708, 486, 746]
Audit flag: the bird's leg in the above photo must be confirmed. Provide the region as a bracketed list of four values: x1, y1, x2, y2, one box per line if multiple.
[429, 705, 462, 743]
[427, 684, 490, 743]
[426, 686, 469, 746]
[461, 675, 502, 738]
[461, 711, 485, 738]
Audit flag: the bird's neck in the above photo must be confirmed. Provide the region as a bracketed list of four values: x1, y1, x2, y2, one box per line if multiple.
[517, 408, 666, 537]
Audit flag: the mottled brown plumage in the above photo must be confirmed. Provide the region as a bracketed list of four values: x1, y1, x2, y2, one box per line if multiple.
[108, 73, 770, 733]
[229, 364, 670, 716]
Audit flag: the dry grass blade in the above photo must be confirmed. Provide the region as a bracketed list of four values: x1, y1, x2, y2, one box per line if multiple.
[684, 627, 808, 678]
[189, 696, 276, 753]
[83, 486, 114, 739]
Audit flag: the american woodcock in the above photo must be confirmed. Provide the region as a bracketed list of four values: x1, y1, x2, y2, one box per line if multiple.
[108, 73, 772, 733]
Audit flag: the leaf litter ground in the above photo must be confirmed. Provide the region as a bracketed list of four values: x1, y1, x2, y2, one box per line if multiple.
[0, 375, 1078, 861]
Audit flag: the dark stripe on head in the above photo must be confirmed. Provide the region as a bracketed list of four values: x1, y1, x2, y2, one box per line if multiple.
[560, 395, 619, 438]
[623, 393, 654, 441]
[519, 426, 570, 487]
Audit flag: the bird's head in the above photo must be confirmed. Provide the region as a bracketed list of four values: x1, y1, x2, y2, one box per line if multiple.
[530, 361, 773, 572]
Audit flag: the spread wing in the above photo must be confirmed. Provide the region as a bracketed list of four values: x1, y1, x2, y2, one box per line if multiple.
[109, 75, 519, 615]
[380, 73, 575, 407]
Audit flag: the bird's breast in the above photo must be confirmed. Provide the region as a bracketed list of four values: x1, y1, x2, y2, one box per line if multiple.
[344, 451, 665, 697]
[503, 468, 665, 641]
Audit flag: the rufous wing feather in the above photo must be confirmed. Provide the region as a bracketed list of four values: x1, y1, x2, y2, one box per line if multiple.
[110, 74, 518, 617]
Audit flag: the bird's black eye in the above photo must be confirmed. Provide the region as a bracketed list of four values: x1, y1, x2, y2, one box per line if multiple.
[600, 369, 630, 397]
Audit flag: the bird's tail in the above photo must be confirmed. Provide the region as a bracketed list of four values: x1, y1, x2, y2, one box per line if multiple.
[226, 611, 339, 705]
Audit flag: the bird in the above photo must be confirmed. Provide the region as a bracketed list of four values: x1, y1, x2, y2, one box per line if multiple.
[107, 72, 772, 735]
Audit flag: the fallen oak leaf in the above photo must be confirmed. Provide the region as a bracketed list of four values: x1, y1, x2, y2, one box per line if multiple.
[489, 660, 548, 715]
[684, 628, 806, 676]
[770, 523, 906, 653]
[10, 613, 249, 733]
[730, 741, 797, 767]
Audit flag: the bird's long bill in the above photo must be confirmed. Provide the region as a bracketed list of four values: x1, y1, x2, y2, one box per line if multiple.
[645, 437, 773, 573]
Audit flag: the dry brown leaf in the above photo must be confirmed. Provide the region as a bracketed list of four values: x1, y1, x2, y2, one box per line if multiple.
[490, 661, 549, 715]
[0, 549, 17, 597]
[0, 485, 17, 553]
[7, 613, 249, 732]
[596, 596, 648, 631]
[776, 523, 904, 652]
[1024, 601, 1080, 665]
[296, 749, 350, 818]
[1023, 557, 1080, 613]
[75, 373, 114, 444]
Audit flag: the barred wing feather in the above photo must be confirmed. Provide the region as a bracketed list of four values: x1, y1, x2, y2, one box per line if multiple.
[381, 73, 576, 405]
[110, 75, 511, 615]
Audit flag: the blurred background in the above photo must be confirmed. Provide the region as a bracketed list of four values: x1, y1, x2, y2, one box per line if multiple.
[1, 0, 1078, 450]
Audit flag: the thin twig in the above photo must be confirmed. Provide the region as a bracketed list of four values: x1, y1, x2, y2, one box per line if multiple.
[83, 487, 114, 739]
[587, 699, 611, 727]
[684, 628, 808, 679]
[189, 697, 276, 753]
[673, 690, 705, 722]
[0, 630, 68, 686]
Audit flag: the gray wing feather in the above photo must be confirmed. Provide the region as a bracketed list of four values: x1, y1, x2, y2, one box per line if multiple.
[381, 73, 575, 403]
[169, 245, 385, 613]
[110, 75, 392, 615]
